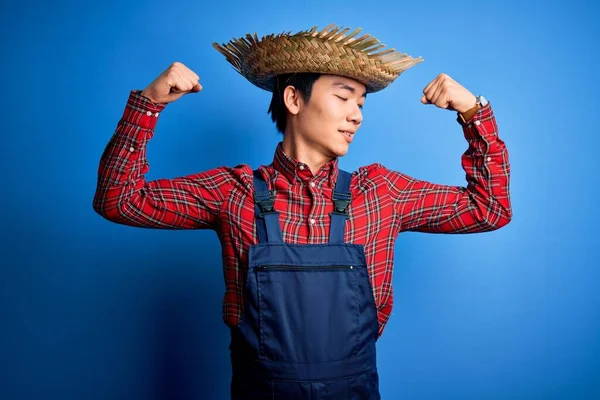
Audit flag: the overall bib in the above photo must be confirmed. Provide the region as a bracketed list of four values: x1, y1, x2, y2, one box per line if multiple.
[229, 169, 381, 399]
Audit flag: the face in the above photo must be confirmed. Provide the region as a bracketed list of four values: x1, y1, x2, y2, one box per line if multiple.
[285, 75, 366, 158]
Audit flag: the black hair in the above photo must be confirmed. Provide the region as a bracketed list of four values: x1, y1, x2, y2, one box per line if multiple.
[267, 73, 321, 134]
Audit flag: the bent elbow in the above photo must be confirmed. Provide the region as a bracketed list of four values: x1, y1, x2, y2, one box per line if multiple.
[483, 205, 512, 231]
[92, 190, 130, 224]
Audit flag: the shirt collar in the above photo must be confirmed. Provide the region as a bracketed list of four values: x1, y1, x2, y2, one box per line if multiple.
[271, 142, 339, 188]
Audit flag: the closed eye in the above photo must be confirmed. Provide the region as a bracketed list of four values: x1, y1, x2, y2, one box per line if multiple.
[336, 95, 364, 110]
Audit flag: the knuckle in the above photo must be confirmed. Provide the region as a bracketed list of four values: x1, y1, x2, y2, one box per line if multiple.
[166, 72, 178, 83]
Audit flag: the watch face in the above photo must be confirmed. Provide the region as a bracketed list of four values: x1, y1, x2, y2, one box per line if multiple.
[477, 95, 489, 107]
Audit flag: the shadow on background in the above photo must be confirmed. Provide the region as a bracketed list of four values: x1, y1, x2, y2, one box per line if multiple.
[139, 117, 259, 400]
[151, 245, 230, 400]
[1, 111, 259, 399]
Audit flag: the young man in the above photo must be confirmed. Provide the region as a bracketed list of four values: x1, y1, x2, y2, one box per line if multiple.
[93, 25, 511, 399]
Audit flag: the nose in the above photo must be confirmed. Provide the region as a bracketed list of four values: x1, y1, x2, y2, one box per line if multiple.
[348, 105, 363, 125]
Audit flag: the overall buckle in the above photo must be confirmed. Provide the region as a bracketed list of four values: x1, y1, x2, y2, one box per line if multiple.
[256, 190, 277, 217]
[331, 197, 351, 218]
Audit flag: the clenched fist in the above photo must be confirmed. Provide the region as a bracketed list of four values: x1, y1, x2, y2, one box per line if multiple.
[140, 62, 202, 104]
[421, 73, 477, 114]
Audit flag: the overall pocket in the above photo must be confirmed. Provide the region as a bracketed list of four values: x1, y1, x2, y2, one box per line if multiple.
[256, 264, 360, 363]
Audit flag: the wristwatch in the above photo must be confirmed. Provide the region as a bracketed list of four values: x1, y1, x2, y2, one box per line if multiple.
[476, 95, 489, 107]
[458, 95, 488, 124]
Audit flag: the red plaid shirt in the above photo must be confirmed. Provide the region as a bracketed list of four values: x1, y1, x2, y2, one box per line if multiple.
[93, 90, 512, 337]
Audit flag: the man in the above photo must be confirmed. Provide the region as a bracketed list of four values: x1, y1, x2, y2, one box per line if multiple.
[93, 24, 511, 399]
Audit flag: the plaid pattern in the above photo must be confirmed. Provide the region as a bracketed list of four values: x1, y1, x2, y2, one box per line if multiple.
[94, 90, 512, 337]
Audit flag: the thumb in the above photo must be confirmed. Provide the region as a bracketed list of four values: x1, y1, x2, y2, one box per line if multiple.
[191, 83, 203, 93]
[421, 95, 430, 104]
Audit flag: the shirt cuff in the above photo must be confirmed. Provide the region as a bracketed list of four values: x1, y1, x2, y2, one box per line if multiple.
[121, 90, 167, 130]
[460, 103, 496, 141]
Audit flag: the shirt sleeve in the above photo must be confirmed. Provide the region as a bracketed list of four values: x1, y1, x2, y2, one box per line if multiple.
[92, 90, 235, 230]
[383, 103, 512, 233]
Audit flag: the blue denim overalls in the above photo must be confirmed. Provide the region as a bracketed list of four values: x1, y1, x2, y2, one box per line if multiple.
[229, 169, 381, 399]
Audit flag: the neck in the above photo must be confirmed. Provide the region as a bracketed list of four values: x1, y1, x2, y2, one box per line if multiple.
[281, 132, 333, 175]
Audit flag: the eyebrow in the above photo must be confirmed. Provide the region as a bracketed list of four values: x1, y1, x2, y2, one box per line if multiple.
[333, 81, 367, 98]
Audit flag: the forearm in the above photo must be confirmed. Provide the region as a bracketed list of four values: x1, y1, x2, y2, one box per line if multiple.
[93, 91, 168, 226]
[456, 102, 512, 231]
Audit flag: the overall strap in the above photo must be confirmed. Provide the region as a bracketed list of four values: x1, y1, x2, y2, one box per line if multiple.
[253, 170, 283, 244]
[329, 170, 352, 244]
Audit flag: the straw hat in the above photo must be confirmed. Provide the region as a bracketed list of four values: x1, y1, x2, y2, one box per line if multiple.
[212, 24, 423, 93]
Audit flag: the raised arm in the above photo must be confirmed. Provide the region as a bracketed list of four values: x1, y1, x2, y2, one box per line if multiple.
[386, 73, 512, 233]
[93, 62, 234, 230]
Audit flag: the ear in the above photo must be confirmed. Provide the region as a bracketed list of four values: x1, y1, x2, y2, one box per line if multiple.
[283, 85, 302, 115]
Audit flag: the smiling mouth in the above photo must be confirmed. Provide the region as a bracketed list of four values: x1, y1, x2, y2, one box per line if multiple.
[339, 130, 354, 143]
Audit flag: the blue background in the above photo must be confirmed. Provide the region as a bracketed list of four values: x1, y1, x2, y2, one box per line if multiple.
[1, 0, 598, 398]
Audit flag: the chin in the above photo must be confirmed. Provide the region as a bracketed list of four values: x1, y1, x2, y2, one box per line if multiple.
[317, 136, 349, 158]
[329, 144, 349, 158]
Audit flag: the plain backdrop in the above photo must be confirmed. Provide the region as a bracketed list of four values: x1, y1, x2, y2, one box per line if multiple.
[1, 0, 598, 399]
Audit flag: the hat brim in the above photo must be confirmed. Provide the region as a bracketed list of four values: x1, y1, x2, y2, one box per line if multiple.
[213, 24, 423, 94]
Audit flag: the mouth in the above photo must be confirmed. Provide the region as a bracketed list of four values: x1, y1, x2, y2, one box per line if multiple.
[339, 130, 354, 143]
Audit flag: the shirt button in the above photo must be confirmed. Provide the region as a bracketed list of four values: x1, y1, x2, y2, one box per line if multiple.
[146, 111, 152, 116]
[474, 120, 481, 126]
[299, 164, 305, 170]
[486, 156, 492, 162]
[155, 112, 160, 117]
[309, 218, 316, 225]
[129, 147, 135, 152]
[310, 182, 316, 188]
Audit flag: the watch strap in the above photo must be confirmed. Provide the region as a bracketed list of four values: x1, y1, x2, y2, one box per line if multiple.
[457, 102, 482, 124]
